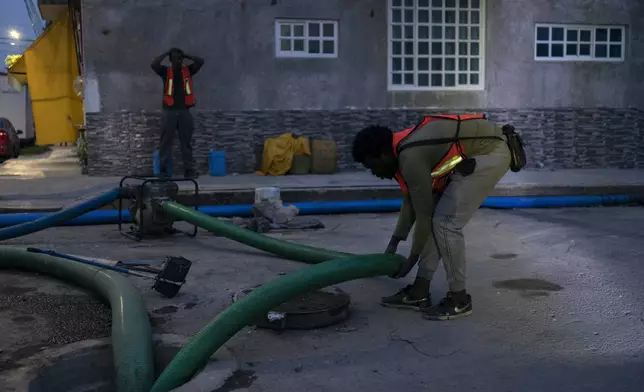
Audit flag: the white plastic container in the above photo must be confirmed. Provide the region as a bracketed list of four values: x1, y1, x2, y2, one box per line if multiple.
[254, 187, 281, 204]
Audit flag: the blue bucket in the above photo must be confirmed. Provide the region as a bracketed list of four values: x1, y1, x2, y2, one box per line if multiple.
[153, 150, 172, 177]
[209, 150, 227, 177]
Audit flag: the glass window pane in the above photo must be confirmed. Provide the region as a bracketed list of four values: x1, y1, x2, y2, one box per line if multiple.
[595, 28, 608, 42]
[404, 57, 414, 70]
[432, 11, 442, 23]
[309, 40, 321, 53]
[392, 0, 402, 6]
[431, 42, 442, 55]
[566, 29, 578, 42]
[419, 41, 430, 55]
[536, 43, 549, 57]
[470, 73, 479, 85]
[404, 9, 414, 23]
[610, 28, 622, 42]
[294, 25, 305, 37]
[459, 0, 468, 6]
[459, 42, 468, 55]
[432, 0, 443, 6]
[418, 73, 430, 87]
[280, 24, 291, 37]
[294, 39, 304, 51]
[580, 30, 591, 42]
[445, 42, 456, 55]
[445, 73, 456, 86]
[431, 73, 443, 86]
[404, 73, 414, 84]
[551, 43, 564, 57]
[579, 44, 591, 56]
[308, 23, 321, 37]
[470, 58, 479, 71]
[405, 0, 413, 6]
[609, 44, 622, 58]
[280, 39, 291, 51]
[470, 27, 480, 40]
[419, 58, 429, 70]
[445, 26, 456, 39]
[552, 27, 564, 41]
[595, 44, 607, 57]
[323, 23, 335, 37]
[459, 26, 468, 40]
[392, 25, 402, 39]
[322, 40, 334, 54]
[470, 42, 479, 56]
[419, 0, 429, 6]
[419, 26, 430, 39]
[458, 73, 468, 84]
[536, 27, 549, 41]
[405, 41, 414, 54]
[419, 10, 429, 23]
[445, 11, 456, 24]
[392, 41, 402, 55]
[459, 11, 468, 24]
[446, 0, 456, 7]
[471, 0, 480, 8]
[445, 57, 455, 71]
[565, 43, 577, 56]
[393, 57, 402, 71]
[458, 58, 468, 70]
[470, 11, 479, 24]
[432, 26, 442, 39]
[392, 73, 402, 85]
[404, 26, 414, 39]
[392, 9, 402, 23]
[431, 58, 442, 71]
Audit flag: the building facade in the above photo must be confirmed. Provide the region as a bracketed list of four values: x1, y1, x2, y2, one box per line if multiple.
[74, 0, 643, 176]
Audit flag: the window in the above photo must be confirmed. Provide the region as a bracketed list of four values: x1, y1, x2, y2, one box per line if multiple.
[388, 0, 485, 91]
[535, 24, 625, 61]
[275, 19, 338, 58]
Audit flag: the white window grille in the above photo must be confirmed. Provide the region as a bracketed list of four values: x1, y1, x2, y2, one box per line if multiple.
[388, 0, 485, 91]
[275, 19, 338, 58]
[534, 24, 625, 61]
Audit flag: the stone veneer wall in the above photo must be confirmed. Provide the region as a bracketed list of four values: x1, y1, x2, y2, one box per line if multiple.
[85, 108, 644, 176]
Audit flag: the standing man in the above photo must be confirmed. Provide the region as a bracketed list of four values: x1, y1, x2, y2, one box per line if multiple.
[352, 114, 516, 321]
[151, 48, 204, 178]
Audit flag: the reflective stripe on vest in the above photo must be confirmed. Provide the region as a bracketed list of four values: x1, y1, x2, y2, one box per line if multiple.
[392, 114, 486, 195]
[163, 66, 196, 107]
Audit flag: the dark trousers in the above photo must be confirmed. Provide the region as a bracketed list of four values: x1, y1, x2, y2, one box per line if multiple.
[159, 108, 194, 175]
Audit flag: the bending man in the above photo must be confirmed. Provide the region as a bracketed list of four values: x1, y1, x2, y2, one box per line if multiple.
[352, 114, 511, 321]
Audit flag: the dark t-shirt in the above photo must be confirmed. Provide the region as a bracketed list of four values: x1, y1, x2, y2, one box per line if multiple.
[152, 63, 201, 110]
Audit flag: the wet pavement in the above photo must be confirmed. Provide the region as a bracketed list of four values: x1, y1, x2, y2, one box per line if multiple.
[0, 206, 643, 391]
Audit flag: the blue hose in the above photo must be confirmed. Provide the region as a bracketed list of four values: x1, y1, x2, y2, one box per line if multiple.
[0, 188, 123, 240]
[0, 194, 637, 229]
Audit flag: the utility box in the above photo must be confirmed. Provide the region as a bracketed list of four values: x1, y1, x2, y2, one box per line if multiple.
[310, 139, 337, 174]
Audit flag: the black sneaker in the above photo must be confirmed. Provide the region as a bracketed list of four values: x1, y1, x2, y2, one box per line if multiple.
[422, 292, 472, 321]
[380, 285, 431, 311]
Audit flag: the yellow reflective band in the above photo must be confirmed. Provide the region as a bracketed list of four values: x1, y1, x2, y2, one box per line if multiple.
[431, 155, 463, 178]
[166, 79, 173, 96]
[185, 78, 191, 95]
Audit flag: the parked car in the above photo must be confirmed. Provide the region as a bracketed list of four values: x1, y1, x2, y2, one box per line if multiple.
[0, 117, 22, 162]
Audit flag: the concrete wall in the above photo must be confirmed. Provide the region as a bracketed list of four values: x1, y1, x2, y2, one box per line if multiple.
[81, 0, 644, 175]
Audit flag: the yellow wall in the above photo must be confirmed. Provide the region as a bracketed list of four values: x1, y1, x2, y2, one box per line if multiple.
[22, 10, 83, 145]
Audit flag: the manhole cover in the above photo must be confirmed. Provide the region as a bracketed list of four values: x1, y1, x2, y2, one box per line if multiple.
[233, 286, 351, 330]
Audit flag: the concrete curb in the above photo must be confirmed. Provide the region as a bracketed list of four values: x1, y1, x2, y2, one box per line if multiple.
[0, 334, 238, 392]
[1, 184, 644, 213]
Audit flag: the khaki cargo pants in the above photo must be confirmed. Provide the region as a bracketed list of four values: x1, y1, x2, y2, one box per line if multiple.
[417, 140, 511, 292]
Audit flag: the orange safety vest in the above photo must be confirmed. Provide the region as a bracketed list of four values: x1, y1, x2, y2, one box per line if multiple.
[163, 66, 195, 107]
[392, 114, 487, 195]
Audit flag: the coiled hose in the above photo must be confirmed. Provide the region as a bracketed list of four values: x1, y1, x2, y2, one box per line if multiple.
[0, 187, 123, 241]
[150, 253, 403, 392]
[0, 247, 154, 392]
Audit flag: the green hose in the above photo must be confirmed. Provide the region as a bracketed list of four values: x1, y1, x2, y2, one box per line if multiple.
[162, 201, 350, 263]
[150, 253, 403, 392]
[0, 247, 154, 392]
